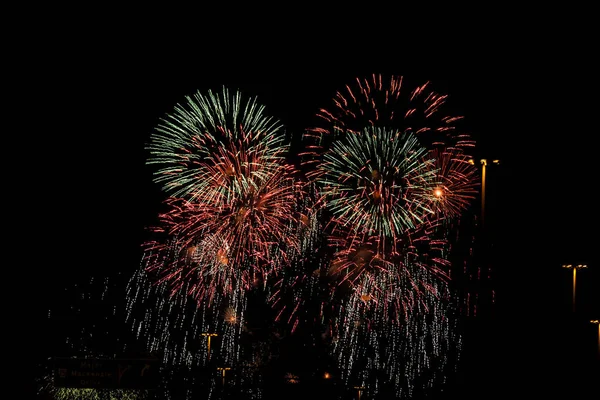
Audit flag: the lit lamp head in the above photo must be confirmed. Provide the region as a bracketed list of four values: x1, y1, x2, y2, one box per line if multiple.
[468, 158, 499, 166]
[591, 320, 599, 325]
[562, 264, 588, 270]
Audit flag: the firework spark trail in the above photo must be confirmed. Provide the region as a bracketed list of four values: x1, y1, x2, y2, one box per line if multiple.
[126, 263, 280, 400]
[126, 265, 246, 368]
[329, 234, 461, 397]
[318, 210, 462, 397]
[267, 195, 329, 334]
[332, 278, 461, 398]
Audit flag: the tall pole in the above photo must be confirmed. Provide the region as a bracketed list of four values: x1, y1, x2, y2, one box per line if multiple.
[202, 332, 218, 361]
[469, 158, 499, 227]
[480, 159, 487, 226]
[562, 264, 587, 312]
[572, 268, 576, 310]
[591, 320, 600, 356]
[217, 367, 231, 386]
[354, 386, 365, 400]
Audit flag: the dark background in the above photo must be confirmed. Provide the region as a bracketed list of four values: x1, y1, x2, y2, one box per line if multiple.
[21, 19, 598, 399]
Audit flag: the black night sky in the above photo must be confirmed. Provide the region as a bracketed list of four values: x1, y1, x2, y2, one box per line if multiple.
[23, 20, 598, 399]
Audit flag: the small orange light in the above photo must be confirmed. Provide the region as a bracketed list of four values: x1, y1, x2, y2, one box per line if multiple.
[434, 188, 443, 198]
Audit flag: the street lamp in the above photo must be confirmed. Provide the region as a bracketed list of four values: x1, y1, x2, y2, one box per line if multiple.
[201, 332, 218, 361]
[217, 367, 231, 386]
[469, 158, 500, 226]
[561, 264, 587, 312]
[353, 386, 365, 400]
[591, 320, 599, 356]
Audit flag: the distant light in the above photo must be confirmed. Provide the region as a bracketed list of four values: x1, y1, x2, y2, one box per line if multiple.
[324, 372, 331, 379]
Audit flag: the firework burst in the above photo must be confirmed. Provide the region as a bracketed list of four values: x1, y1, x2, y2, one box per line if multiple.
[144, 160, 305, 304]
[126, 87, 306, 399]
[296, 74, 477, 398]
[120, 77, 480, 399]
[147, 87, 287, 200]
[302, 74, 473, 162]
[315, 125, 441, 244]
[141, 85, 309, 308]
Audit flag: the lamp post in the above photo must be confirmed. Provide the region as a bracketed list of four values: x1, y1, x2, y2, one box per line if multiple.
[217, 367, 231, 386]
[591, 320, 599, 356]
[469, 158, 500, 226]
[561, 264, 587, 312]
[353, 386, 365, 400]
[201, 332, 218, 361]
